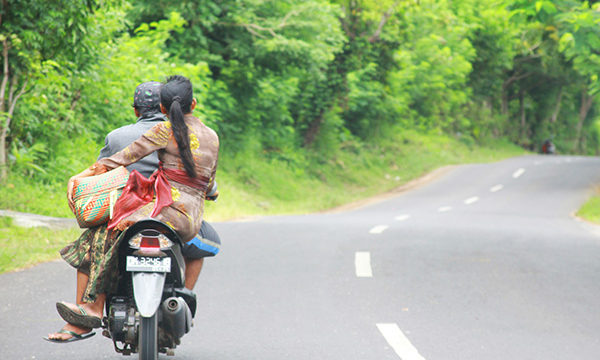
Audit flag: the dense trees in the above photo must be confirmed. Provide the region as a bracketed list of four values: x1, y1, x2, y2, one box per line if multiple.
[0, 0, 115, 180]
[1, 0, 599, 183]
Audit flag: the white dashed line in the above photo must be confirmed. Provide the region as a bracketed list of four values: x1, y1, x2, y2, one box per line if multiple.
[355, 252, 373, 277]
[370, 225, 389, 234]
[438, 206, 452, 212]
[395, 214, 411, 221]
[490, 184, 503, 192]
[377, 323, 426, 360]
[512, 168, 526, 178]
[464, 196, 479, 205]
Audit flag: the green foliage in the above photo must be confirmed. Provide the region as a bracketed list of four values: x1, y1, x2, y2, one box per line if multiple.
[344, 63, 394, 137]
[467, 2, 518, 101]
[390, 0, 475, 131]
[0, 132, 525, 274]
[1, 0, 108, 71]
[41, 137, 100, 183]
[8, 142, 47, 176]
[0, 173, 73, 217]
[0, 1, 126, 180]
[2, 0, 600, 220]
[207, 0, 346, 151]
[557, 2, 600, 95]
[5, 2, 127, 181]
[79, 11, 211, 140]
[0, 218, 82, 273]
[0, 130, 525, 226]
[577, 189, 600, 224]
[126, 0, 346, 152]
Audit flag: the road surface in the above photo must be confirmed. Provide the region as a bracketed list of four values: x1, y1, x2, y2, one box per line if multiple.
[1, 155, 600, 359]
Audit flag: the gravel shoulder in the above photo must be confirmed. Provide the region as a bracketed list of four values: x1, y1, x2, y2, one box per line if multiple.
[0, 209, 77, 229]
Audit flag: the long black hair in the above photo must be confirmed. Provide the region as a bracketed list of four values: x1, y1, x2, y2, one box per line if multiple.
[160, 75, 197, 178]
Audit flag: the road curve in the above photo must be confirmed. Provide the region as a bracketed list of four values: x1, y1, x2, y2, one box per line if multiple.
[1, 154, 600, 360]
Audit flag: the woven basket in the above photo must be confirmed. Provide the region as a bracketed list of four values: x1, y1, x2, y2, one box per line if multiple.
[72, 166, 129, 228]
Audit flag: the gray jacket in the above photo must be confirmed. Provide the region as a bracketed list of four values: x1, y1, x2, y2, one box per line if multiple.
[98, 112, 166, 178]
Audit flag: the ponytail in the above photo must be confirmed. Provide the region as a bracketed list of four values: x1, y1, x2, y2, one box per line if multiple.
[160, 76, 197, 178]
[170, 99, 196, 178]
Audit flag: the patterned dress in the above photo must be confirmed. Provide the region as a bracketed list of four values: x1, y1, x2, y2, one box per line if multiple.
[61, 115, 219, 302]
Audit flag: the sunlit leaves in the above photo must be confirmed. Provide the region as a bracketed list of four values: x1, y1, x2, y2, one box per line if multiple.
[390, 0, 475, 131]
[7, 0, 600, 184]
[80, 11, 212, 137]
[535, 1, 557, 15]
[556, 2, 600, 94]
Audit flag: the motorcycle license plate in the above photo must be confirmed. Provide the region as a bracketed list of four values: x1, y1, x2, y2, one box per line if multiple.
[126, 256, 171, 273]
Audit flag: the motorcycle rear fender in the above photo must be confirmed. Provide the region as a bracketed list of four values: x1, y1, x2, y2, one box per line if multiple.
[132, 272, 166, 317]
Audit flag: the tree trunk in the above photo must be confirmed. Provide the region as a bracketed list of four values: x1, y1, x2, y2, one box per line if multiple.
[0, 37, 27, 182]
[574, 87, 594, 153]
[0, 38, 9, 181]
[303, 108, 326, 147]
[0, 129, 5, 181]
[519, 90, 526, 143]
[501, 71, 531, 116]
[550, 86, 563, 124]
[368, 2, 399, 43]
[501, 92, 508, 115]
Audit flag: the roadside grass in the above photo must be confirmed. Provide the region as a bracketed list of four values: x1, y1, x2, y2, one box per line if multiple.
[0, 131, 526, 273]
[0, 217, 83, 273]
[577, 188, 600, 224]
[205, 132, 526, 220]
[0, 180, 73, 218]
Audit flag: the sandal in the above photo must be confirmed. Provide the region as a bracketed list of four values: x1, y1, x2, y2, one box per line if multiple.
[43, 329, 95, 343]
[56, 302, 102, 329]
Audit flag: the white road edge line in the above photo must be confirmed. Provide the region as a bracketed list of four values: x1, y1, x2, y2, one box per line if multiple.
[355, 252, 373, 278]
[395, 214, 411, 221]
[490, 184, 503, 192]
[513, 168, 526, 178]
[464, 196, 479, 205]
[377, 323, 426, 360]
[438, 206, 452, 212]
[370, 225, 389, 234]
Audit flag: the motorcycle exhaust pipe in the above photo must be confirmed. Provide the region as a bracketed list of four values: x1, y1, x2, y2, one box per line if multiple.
[161, 297, 193, 339]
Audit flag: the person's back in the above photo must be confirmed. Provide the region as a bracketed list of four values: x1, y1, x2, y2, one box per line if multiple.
[98, 80, 220, 256]
[98, 82, 165, 178]
[100, 76, 219, 241]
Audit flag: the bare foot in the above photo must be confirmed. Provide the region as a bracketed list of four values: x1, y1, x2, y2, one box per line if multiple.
[47, 323, 92, 341]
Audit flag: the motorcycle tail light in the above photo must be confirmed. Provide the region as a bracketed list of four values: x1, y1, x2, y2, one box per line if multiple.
[141, 236, 160, 248]
[129, 233, 173, 250]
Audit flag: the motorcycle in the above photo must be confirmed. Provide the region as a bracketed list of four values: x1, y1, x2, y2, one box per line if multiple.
[541, 138, 556, 154]
[102, 219, 196, 360]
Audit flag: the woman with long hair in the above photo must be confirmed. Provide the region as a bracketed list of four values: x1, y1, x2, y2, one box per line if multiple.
[46, 75, 219, 342]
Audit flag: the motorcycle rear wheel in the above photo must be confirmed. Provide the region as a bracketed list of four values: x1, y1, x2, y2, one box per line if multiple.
[139, 314, 158, 360]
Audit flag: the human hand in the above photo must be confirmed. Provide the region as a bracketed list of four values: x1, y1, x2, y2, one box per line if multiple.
[66, 164, 101, 213]
[91, 163, 108, 175]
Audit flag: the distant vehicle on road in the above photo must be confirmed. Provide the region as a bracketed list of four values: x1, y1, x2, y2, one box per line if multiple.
[541, 138, 556, 154]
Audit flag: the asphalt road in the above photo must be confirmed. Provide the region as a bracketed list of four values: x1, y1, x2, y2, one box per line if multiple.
[2, 154, 600, 360]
